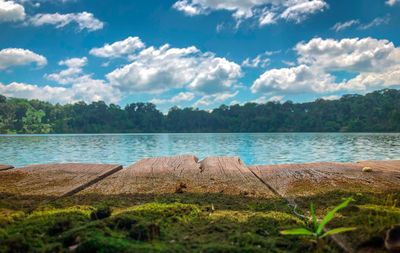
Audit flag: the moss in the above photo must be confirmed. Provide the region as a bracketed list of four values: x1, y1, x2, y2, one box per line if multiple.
[0, 208, 25, 226]
[1, 191, 398, 252]
[91, 205, 112, 220]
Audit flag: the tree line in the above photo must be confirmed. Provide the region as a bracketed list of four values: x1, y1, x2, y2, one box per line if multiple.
[1, 88, 400, 134]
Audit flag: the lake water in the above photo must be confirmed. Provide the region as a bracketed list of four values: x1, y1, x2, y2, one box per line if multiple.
[1, 133, 400, 167]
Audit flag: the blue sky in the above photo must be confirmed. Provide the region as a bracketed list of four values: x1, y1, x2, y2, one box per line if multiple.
[0, 0, 400, 111]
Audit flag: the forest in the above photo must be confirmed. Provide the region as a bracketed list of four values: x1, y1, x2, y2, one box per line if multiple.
[1, 88, 400, 134]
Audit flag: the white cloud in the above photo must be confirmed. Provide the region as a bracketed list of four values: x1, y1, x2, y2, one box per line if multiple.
[282, 60, 296, 66]
[173, 0, 328, 27]
[242, 51, 273, 68]
[150, 92, 195, 105]
[229, 100, 242, 105]
[193, 91, 238, 107]
[331, 17, 390, 33]
[0, 48, 47, 70]
[321, 95, 340, 100]
[331, 19, 359, 32]
[258, 11, 276, 26]
[358, 15, 390, 30]
[279, 0, 327, 23]
[28, 11, 104, 31]
[0, 79, 120, 104]
[295, 37, 398, 72]
[41, 57, 120, 103]
[251, 64, 336, 94]
[107, 43, 242, 94]
[0, 0, 25, 22]
[252, 95, 284, 104]
[340, 65, 400, 91]
[386, 0, 398, 6]
[252, 37, 400, 96]
[67, 77, 121, 104]
[45, 57, 88, 84]
[90, 36, 145, 58]
[173, 0, 202, 16]
[268, 95, 284, 102]
[0, 82, 71, 103]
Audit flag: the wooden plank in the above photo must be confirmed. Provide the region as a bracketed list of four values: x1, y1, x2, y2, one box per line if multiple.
[0, 164, 14, 171]
[357, 160, 400, 173]
[82, 156, 274, 197]
[248, 161, 400, 197]
[194, 157, 274, 197]
[0, 163, 123, 198]
[82, 155, 200, 195]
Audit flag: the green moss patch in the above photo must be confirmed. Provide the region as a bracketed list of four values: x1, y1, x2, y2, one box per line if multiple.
[1, 191, 399, 252]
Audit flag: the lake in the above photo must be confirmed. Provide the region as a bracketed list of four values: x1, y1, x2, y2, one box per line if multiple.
[1, 133, 400, 167]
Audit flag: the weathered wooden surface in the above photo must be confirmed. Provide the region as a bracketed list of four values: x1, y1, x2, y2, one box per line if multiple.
[82, 155, 200, 195]
[249, 161, 400, 197]
[357, 160, 400, 173]
[82, 156, 274, 197]
[0, 164, 14, 171]
[1, 158, 399, 200]
[193, 157, 274, 196]
[0, 163, 122, 197]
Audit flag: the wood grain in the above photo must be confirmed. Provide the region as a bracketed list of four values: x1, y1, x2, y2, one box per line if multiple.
[82, 155, 200, 195]
[82, 156, 274, 197]
[0, 163, 122, 197]
[249, 161, 400, 197]
[0, 164, 14, 171]
[193, 156, 274, 197]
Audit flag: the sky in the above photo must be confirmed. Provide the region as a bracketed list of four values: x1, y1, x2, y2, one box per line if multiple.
[0, 0, 400, 112]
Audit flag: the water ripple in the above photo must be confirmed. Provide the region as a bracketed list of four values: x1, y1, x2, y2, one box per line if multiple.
[1, 133, 400, 167]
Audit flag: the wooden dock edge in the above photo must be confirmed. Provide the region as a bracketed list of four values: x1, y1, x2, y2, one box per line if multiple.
[58, 164, 124, 198]
[0, 164, 14, 171]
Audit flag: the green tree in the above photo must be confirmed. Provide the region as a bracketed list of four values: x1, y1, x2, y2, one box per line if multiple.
[22, 108, 52, 134]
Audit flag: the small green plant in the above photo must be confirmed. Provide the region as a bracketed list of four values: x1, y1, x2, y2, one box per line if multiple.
[281, 197, 356, 239]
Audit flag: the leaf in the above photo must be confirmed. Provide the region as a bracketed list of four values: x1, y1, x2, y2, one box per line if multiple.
[316, 197, 354, 235]
[320, 227, 357, 238]
[310, 203, 318, 231]
[280, 228, 314, 236]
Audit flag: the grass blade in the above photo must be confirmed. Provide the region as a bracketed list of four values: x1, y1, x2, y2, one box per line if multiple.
[280, 228, 314, 236]
[316, 197, 353, 235]
[310, 203, 317, 231]
[320, 227, 357, 238]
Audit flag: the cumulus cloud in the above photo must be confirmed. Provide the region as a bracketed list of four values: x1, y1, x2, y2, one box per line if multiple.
[90, 36, 145, 58]
[42, 57, 120, 103]
[0, 48, 47, 70]
[28, 11, 104, 31]
[45, 57, 88, 84]
[193, 91, 239, 107]
[340, 65, 400, 91]
[0, 0, 25, 22]
[0, 80, 120, 104]
[107, 43, 242, 94]
[295, 37, 398, 72]
[0, 82, 71, 103]
[173, 0, 328, 27]
[150, 92, 195, 104]
[251, 37, 400, 96]
[251, 64, 336, 94]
